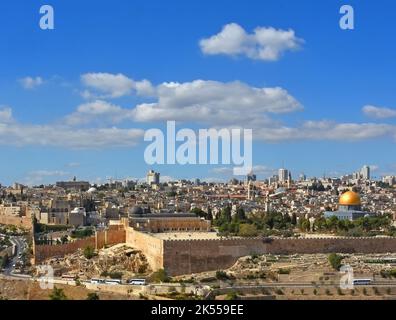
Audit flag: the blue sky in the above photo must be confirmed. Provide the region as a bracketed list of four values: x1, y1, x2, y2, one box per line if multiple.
[1, 0, 396, 185]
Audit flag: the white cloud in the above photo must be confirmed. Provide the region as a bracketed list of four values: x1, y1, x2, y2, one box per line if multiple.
[19, 76, 44, 89]
[0, 109, 144, 149]
[200, 23, 303, 61]
[0, 107, 13, 123]
[212, 165, 275, 177]
[23, 170, 70, 186]
[132, 80, 302, 126]
[362, 105, 396, 119]
[65, 100, 134, 126]
[254, 121, 396, 142]
[81, 73, 155, 98]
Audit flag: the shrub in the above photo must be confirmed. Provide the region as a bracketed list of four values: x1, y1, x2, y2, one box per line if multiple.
[150, 269, 170, 283]
[328, 253, 343, 271]
[49, 287, 68, 300]
[86, 293, 99, 300]
[215, 271, 229, 280]
[83, 246, 96, 259]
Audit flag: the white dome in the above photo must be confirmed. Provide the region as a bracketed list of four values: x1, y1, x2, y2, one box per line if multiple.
[87, 187, 97, 193]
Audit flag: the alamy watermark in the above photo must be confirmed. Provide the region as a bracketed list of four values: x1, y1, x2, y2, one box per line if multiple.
[144, 121, 253, 176]
[37, 264, 54, 290]
[38, 4, 354, 32]
[39, 5, 55, 30]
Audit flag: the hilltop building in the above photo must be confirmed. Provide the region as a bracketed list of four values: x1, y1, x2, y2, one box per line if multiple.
[324, 191, 375, 221]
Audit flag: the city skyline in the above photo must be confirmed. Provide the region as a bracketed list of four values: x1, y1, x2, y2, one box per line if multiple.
[1, 1, 396, 185]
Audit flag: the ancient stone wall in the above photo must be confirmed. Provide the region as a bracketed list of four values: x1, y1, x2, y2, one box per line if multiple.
[0, 215, 32, 229]
[162, 237, 396, 276]
[34, 228, 126, 264]
[34, 237, 96, 264]
[126, 228, 163, 271]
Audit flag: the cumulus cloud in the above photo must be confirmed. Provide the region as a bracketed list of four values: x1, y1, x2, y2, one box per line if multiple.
[0, 109, 144, 149]
[132, 80, 302, 126]
[0, 107, 13, 123]
[65, 100, 134, 126]
[362, 105, 396, 119]
[81, 73, 155, 98]
[19, 76, 44, 89]
[254, 121, 396, 142]
[200, 23, 303, 61]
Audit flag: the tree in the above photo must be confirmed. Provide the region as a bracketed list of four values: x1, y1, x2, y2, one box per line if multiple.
[83, 246, 96, 259]
[291, 213, 297, 226]
[238, 224, 258, 237]
[207, 207, 213, 221]
[236, 208, 246, 221]
[328, 253, 344, 271]
[0, 254, 9, 268]
[299, 218, 310, 232]
[61, 235, 68, 244]
[150, 269, 170, 283]
[190, 208, 207, 219]
[49, 287, 68, 300]
[220, 206, 232, 223]
[86, 293, 100, 300]
[215, 270, 229, 280]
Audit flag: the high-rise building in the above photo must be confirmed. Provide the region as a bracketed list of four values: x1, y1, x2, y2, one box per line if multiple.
[361, 165, 370, 180]
[147, 170, 160, 185]
[246, 172, 257, 183]
[278, 168, 289, 183]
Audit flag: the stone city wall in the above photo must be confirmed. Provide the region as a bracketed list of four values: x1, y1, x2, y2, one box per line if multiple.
[162, 237, 396, 276]
[126, 228, 163, 271]
[34, 228, 126, 264]
[34, 237, 96, 264]
[0, 215, 32, 229]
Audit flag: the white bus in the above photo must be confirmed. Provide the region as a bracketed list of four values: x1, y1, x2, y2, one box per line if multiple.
[105, 279, 122, 285]
[91, 278, 106, 284]
[129, 279, 146, 286]
[353, 279, 373, 286]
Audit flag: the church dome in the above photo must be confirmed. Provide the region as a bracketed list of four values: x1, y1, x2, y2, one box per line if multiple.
[339, 191, 361, 206]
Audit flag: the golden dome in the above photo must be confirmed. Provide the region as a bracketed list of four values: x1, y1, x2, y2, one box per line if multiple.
[339, 191, 361, 206]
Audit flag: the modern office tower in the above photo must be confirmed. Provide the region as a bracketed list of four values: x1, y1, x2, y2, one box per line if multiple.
[278, 168, 289, 183]
[147, 170, 160, 185]
[361, 165, 370, 180]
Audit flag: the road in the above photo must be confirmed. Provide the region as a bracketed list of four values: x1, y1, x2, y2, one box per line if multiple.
[2, 235, 28, 276]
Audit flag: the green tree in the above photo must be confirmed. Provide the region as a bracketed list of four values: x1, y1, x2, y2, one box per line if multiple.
[150, 269, 170, 283]
[86, 293, 100, 300]
[49, 287, 68, 300]
[238, 224, 258, 237]
[83, 246, 96, 259]
[0, 254, 9, 268]
[328, 253, 344, 271]
[236, 208, 246, 221]
[220, 206, 232, 223]
[291, 213, 297, 226]
[190, 208, 207, 219]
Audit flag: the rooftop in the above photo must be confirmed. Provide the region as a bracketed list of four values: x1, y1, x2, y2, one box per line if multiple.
[150, 232, 221, 240]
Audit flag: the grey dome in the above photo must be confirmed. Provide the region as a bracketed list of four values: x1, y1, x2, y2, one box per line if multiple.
[130, 206, 144, 215]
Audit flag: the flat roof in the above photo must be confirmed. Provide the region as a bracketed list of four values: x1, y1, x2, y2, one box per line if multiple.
[151, 232, 221, 240]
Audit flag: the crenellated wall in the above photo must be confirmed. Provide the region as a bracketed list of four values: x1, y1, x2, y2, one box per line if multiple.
[162, 237, 396, 275]
[34, 223, 396, 276]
